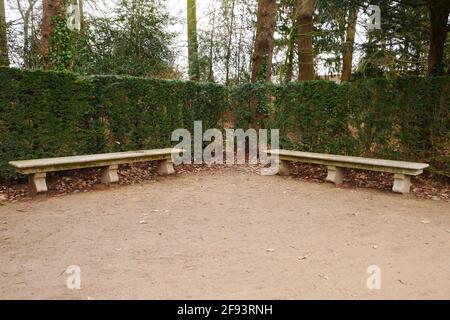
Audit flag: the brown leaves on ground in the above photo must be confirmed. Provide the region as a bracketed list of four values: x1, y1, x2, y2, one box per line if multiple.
[0, 162, 449, 204]
[289, 163, 450, 201]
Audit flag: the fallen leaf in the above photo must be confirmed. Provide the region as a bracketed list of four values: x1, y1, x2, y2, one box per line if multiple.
[266, 249, 275, 253]
[421, 220, 431, 224]
[373, 245, 378, 249]
[318, 274, 329, 280]
[298, 254, 309, 261]
[139, 220, 148, 225]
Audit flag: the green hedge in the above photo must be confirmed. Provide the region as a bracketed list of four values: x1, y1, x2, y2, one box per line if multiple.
[1, 67, 449, 180]
[230, 77, 450, 177]
[0, 68, 227, 179]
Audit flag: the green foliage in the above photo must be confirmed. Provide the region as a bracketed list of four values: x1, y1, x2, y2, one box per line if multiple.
[73, 0, 175, 78]
[0, 67, 226, 179]
[230, 77, 450, 176]
[356, 0, 433, 78]
[1, 68, 448, 180]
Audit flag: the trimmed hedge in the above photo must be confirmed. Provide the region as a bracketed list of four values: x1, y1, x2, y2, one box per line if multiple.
[1, 67, 449, 179]
[0, 68, 227, 179]
[230, 77, 450, 177]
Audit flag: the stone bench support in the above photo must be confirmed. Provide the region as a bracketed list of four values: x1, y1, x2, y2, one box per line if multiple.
[392, 174, 412, 194]
[101, 165, 119, 185]
[157, 160, 175, 175]
[29, 173, 48, 194]
[326, 166, 344, 185]
[276, 160, 291, 176]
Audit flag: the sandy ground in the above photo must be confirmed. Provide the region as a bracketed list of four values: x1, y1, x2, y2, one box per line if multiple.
[0, 168, 449, 300]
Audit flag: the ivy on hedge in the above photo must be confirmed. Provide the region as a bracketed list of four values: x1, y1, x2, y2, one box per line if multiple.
[0, 67, 448, 179]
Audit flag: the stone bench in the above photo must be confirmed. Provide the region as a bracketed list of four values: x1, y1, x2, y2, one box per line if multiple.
[266, 149, 429, 194]
[9, 148, 183, 194]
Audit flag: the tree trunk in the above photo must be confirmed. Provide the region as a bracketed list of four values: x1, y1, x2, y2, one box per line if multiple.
[207, 6, 216, 82]
[284, 38, 294, 83]
[0, 0, 8, 66]
[251, 0, 277, 83]
[18, 0, 37, 68]
[296, 0, 315, 81]
[187, 0, 199, 80]
[341, 6, 358, 82]
[427, 0, 450, 76]
[448, 56, 450, 75]
[79, 0, 85, 32]
[41, 0, 66, 69]
[225, 0, 235, 85]
[236, 15, 244, 84]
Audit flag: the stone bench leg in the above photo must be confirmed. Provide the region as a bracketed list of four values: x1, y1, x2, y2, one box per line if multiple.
[326, 166, 344, 185]
[276, 160, 291, 176]
[29, 173, 48, 194]
[101, 165, 119, 184]
[392, 174, 411, 194]
[157, 160, 175, 175]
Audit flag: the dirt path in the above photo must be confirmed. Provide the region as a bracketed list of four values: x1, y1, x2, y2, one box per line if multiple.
[0, 168, 449, 300]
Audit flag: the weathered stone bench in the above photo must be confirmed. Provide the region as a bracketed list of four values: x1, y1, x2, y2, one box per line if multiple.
[266, 149, 429, 194]
[9, 148, 183, 194]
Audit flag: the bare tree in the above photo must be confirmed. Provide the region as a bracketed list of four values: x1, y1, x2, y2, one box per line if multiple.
[251, 0, 277, 83]
[17, 0, 39, 67]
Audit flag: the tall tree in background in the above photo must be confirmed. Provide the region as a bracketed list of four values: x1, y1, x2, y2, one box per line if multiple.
[74, 0, 174, 77]
[251, 0, 277, 82]
[0, 0, 8, 66]
[78, 0, 85, 32]
[187, 0, 199, 80]
[341, 4, 358, 82]
[296, 0, 315, 81]
[17, 0, 40, 68]
[427, 0, 450, 75]
[224, 0, 235, 85]
[277, 0, 297, 83]
[40, 0, 66, 68]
